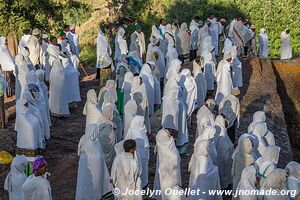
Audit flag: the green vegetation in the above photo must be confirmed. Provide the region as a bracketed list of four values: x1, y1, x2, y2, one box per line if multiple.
[0, 0, 299, 66]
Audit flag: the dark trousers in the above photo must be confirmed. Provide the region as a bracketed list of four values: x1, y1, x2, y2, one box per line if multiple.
[0, 96, 5, 128]
[189, 49, 197, 61]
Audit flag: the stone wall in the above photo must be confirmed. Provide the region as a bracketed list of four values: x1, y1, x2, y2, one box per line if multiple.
[272, 59, 300, 161]
[237, 58, 293, 167]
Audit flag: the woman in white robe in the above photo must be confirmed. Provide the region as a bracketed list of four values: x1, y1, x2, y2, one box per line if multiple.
[232, 137, 256, 191]
[196, 99, 215, 138]
[258, 28, 268, 58]
[179, 69, 197, 118]
[280, 29, 292, 60]
[4, 155, 28, 200]
[139, 63, 155, 116]
[162, 86, 180, 131]
[83, 89, 101, 126]
[193, 60, 207, 108]
[285, 161, 300, 199]
[248, 111, 275, 146]
[165, 40, 178, 73]
[188, 154, 222, 200]
[176, 23, 190, 60]
[147, 39, 166, 80]
[230, 46, 243, 88]
[122, 71, 134, 108]
[251, 123, 268, 157]
[154, 129, 181, 200]
[164, 59, 182, 93]
[236, 166, 258, 200]
[258, 160, 276, 188]
[48, 46, 69, 117]
[123, 99, 138, 138]
[255, 145, 280, 172]
[263, 169, 289, 200]
[214, 115, 234, 189]
[126, 115, 149, 189]
[114, 27, 128, 64]
[76, 124, 113, 200]
[98, 79, 117, 108]
[218, 94, 240, 128]
[96, 28, 112, 69]
[15, 55, 29, 100]
[215, 56, 233, 105]
[202, 53, 216, 91]
[35, 69, 51, 126]
[98, 104, 117, 172]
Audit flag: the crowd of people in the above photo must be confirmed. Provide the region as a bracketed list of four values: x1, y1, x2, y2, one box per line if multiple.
[0, 14, 299, 200]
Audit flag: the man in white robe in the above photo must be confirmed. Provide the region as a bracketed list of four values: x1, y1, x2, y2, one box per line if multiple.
[176, 23, 190, 62]
[69, 26, 80, 57]
[4, 155, 28, 200]
[162, 86, 180, 132]
[126, 115, 149, 189]
[47, 42, 70, 117]
[258, 28, 269, 58]
[111, 139, 142, 200]
[202, 52, 216, 91]
[130, 24, 146, 60]
[76, 124, 113, 200]
[22, 156, 52, 200]
[280, 29, 292, 60]
[154, 129, 181, 200]
[215, 54, 233, 105]
[27, 28, 42, 66]
[114, 27, 128, 65]
[122, 72, 134, 108]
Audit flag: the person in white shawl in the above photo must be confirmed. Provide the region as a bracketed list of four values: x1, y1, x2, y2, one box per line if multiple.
[258, 160, 276, 189]
[4, 155, 28, 200]
[232, 137, 256, 191]
[179, 68, 197, 118]
[130, 24, 146, 60]
[251, 123, 268, 157]
[258, 28, 269, 58]
[202, 52, 216, 91]
[111, 139, 142, 200]
[262, 169, 289, 200]
[21, 156, 52, 200]
[19, 29, 31, 51]
[285, 161, 300, 199]
[164, 59, 181, 93]
[126, 115, 149, 189]
[188, 149, 222, 200]
[122, 71, 134, 107]
[215, 54, 233, 105]
[162, 86, 180, 131]
[76, 124, 113, 200]
[96, 27, 112, 70]
[139, 63, 155, 116]
[193, 59, 207, 108]
[207, 16, 220, 59]
[214, 115, 234, 189]
[165, 39, 178, 73]
[83, 89, 102, 126]
[236, 165, 258, 200]
[189, 18, 200, 61]
[176, 23, 190, 62]
[230, 46, 243, 88]
[148, 25, 165, 57]
[280, 29, 292, 60]
[114, 27, 128, 64]
[35, 69, 51, 126]
[197, 22, 211, 55]
[0, 36, 15, 72]
[27, 28, 42, 66]
[154, 129, 181, 200]
[123, 99, 138, 138]
[218, 93, 240, 130]
[48, 44, 70, 117]
[69, 27, 80, 57]
[255, 145, 280, 173]
[98, 104, 117, 172]
[98, 80, 117, 108]
[248, 111, 275, 146]
[15, 54, 30, 100]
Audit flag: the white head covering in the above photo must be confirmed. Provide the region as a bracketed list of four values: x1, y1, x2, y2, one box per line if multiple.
[263, 168, 287, 189]
[285, 161, 300, 180]
[256, 145, 280, 170]
[78, 124, 99, 155]
[0, 36, 15, 71]
[248, 111, 266, 133]
[196, 125, 216, 142]
[126, 115, 149, 148]
[166, 59, 182, 80]
[237, 165, 257, 192]
[123, 99, 138, 137]
[259, 160, 277, 184]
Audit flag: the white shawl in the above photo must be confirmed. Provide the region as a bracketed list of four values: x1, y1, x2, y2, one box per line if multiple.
[83, 89, 102, 126]
[215, 59, 233, 105]
[193, 60, 207, 108]
[123, 99, 138, 138]
[0, 36, 15, 72]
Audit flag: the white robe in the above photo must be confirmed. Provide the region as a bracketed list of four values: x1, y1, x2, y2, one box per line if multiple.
[96, 30, 112, 69]
[258, 30, 268, 58]
[111, 152, 142, 200]
[285, 161, 300, 199]
[114, 28, 128, 62]
[76, 124, 113, 200]
[179, 69, 197, 117]
[122, 71, 134, 108]
[251, 123, 268, 157]
[83, 89, 102, 126]
[193, 61, 207, 108]
[236, 166, 258, 200]
[4, 155, 28, 200]
[49, 58, 70, 116]
[188, 156, 222, 200]
[215, 60, 233, 105]
[154, 129, 181, 200]
[123, 100, 138, 139]
[214, 115, 233, 189]
[0, 37, 15, 72]
[15, 55, 30, 100]
[208, 18, 220, 57]
[162, 87, 180, 131]
[218, 95, 240, 128]
[176, 23, 190, 55]
[27, 35, 41, 66]
[255, 145, 280, 172]
[19, 35, 31, 51]
[280, 31, 292, 60]
[196, 106, 215, 138]
[126, 115, 149, 188]
[165, 42, 178, 73]
[202, 53, 216, 90]
[147, 45, 166, 79]
[21, 175, 52, 200]
[231, 47, 243, 88]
